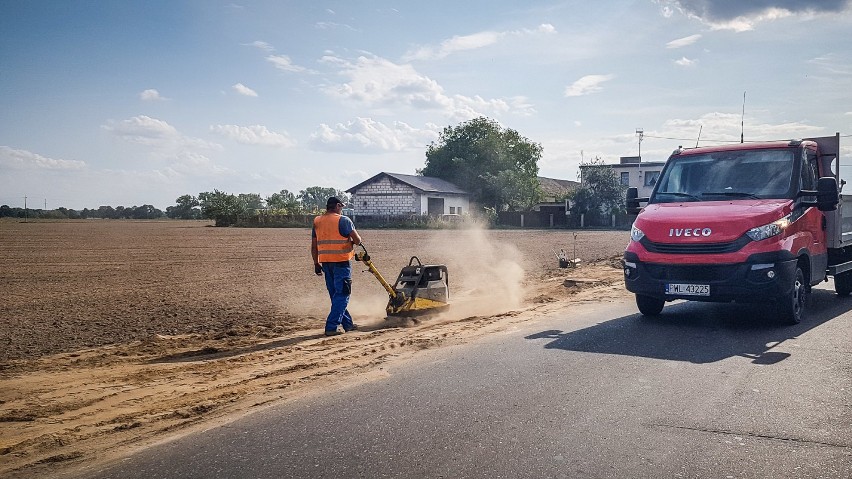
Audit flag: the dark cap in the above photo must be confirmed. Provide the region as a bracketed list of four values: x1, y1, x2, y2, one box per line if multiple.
[326, 196, 345, 209]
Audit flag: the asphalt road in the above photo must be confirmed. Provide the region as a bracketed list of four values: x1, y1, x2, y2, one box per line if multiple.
[76, 286, 852, 479]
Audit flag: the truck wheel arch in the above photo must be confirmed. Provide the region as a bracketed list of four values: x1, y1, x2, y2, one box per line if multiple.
[794, 250, 818, 287]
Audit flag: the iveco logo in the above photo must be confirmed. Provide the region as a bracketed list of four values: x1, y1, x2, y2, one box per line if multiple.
[669, 228, 712, 237]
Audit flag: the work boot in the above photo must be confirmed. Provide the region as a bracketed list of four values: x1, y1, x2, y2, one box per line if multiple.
[324, 330, 343, 337]
[345, 324, 359, 332]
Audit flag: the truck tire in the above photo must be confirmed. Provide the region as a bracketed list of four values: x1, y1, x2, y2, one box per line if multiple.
[777, 266, 807, 325]
[636, 294, 664, 316]
[835, 271, 852, 296]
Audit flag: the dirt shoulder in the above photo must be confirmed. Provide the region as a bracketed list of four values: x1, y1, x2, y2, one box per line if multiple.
[0, 222, 630, 478]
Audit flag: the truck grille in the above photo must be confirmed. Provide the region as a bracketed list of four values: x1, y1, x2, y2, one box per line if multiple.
[640, 236, 751, 254]
[645, 264, 738, 282]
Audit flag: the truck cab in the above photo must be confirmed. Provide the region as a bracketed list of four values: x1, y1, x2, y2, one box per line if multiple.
[624, 134, 846, 324]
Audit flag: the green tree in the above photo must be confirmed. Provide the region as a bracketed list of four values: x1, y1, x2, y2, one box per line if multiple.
[97, 205, 115, 219]
[298, 187, 350, 213]
[199, 189, 247, 226]
[570, 157, 626, 223]
[482, 169, 543, 211]
[265, 189, 301, 213]
[419, 117, 542, 211]
[129, 204, 162, 219]
[167, 194, 201, 219]
[238, 193, 264, 211]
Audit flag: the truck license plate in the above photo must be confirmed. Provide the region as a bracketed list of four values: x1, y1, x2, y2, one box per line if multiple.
[666, 283, 710, 296]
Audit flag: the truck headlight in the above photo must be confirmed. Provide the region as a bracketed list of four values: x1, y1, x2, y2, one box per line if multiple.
[746, 215, 791, 241]
[631, 224, 645, 242]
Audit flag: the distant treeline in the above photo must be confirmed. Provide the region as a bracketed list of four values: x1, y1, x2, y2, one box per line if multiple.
[0, 186, 357, 224]
[0, 204, 166, 220]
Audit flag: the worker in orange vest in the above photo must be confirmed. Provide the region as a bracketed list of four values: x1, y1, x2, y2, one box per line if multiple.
[312, 197, 363, 336]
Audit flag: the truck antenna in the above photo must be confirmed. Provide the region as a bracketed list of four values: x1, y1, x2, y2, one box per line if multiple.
[695, 125, 703, 148]
[740, 91, 746, 143]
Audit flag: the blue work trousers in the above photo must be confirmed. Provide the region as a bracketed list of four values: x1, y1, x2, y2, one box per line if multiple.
[322, 261, 354, 332]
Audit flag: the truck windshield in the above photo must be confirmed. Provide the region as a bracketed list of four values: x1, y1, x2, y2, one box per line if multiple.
[651, 149, 795, 203]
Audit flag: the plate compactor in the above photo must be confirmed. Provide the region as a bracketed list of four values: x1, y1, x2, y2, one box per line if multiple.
[354, 245, 449, 318]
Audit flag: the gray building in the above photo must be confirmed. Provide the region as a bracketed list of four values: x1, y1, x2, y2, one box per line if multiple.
[346, 172, 470, 217]
[580, 156, 666, 198]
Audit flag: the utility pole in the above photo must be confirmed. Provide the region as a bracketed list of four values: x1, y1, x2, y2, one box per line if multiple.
[741, 91, 746, 144]
[635, 128, 644, 188]
[24, 195, 28, 223]
[635, 128, 644, 162]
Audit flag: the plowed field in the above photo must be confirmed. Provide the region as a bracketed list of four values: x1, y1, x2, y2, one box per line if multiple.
[0, 220, 631, 478]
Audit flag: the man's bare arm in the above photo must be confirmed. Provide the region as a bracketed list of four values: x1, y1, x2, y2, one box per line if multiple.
[349, 229, 362, 246]
[311, 236, 319, 264]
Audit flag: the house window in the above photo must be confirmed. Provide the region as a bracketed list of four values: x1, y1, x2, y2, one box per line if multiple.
[363, 201, 367, 207]
[620, 172, 630, 186]
[644, 171, 660, 187]
[449, 207, 456, 214]
[457, 206, 462, 215]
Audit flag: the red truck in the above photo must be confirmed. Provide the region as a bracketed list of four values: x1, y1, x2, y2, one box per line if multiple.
[624, 133, 850, 324]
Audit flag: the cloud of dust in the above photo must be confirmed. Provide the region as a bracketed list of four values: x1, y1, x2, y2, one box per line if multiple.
[423, 226, 526, 320]
[344, 226, 528, 326]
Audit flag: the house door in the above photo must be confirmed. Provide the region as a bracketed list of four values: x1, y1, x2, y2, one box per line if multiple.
[427, 198, 444, 216]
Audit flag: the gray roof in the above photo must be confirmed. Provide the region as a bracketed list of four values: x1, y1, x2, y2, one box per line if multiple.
[347, 172, 468, 195]
[538, 176, 579, 197]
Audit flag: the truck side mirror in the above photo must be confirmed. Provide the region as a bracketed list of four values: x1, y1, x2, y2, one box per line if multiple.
[626, 187, 648, 215]
[816, 177, 839, 212]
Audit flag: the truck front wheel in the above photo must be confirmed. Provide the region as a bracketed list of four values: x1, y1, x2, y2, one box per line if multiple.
[636, 294, 664, 316]
[777, 266, 807, 325]
[834, 271, 852, 296]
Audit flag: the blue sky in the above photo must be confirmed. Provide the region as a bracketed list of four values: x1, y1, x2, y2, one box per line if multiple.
[2, 0, 851, 210]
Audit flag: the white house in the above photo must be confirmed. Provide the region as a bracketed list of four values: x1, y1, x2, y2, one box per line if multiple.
[580, 156, 667, 198]
[346, 172, 470, 216]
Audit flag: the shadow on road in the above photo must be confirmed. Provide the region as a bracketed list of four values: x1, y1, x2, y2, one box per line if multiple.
[525, 289, 852, 364]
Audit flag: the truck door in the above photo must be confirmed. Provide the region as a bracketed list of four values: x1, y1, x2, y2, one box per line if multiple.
[799, 147, 827, 281]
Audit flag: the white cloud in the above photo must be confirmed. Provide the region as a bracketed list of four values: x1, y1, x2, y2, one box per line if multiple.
[103, 116, 179, 145]
[507, 96, 537, 116]
[315, 22, 356, 31]
[163, 151, 233, 176]
[102, 116, 221, 150]
[564, 74, 615, 97]
[309, 118, 439, 153]
[705, 8, 793, 31]
[209, 124, 296, 147]
[322, 55, 533, 120]
[404, 31, 501, 61]
[662, 112, 823, 142]
[536, 23, 557, 34]
[657, 1, 848, 32]
[0, 146, 86, 170]
[666, 34, 702, 48]
[245, 40, 274, 52]
[266, 54, 315, 73]
[232, 83, 258, 97]
[139, 89, 166, 101]
[675, 57, 698, 67]
[402, 23, 557, 61]
[808, 54, 852, 76]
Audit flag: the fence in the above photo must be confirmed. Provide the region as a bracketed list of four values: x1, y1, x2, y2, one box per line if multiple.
[234, 211, 632, 229]
[497, 211, 632, 229]
[239, 213, 477, 229]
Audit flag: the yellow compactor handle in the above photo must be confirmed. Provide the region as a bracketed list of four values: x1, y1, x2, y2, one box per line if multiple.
[354, 244, 397, 299]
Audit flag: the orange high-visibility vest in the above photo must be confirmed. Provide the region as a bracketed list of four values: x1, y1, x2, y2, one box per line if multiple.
[314, 213, 354, 262]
